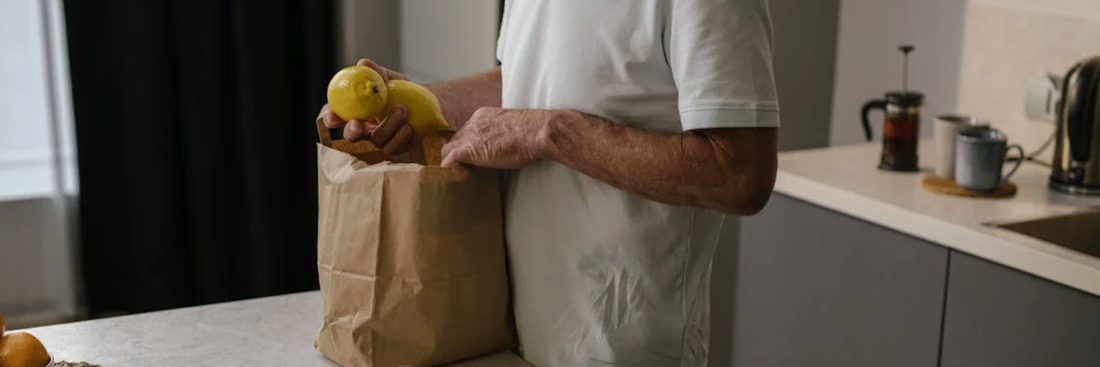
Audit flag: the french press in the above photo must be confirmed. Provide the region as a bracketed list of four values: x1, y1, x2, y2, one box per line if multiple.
[861, 45, 924, 172]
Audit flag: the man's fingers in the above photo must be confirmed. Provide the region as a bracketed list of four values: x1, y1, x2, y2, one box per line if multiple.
[393, 138, 413, 157]
[440, 141, 471, 167]
[317, 105, 329, 123]
[371, 106, 408, 147]
[323, 110, 347, 129]
[344, 120, 371, 142]
[355, 58, 407, 82]
[356, 58, 388, 80]
[440, 149, 458, 167]
[382, 124, 413, 155]
[356, 58, 391, 82]
[320, 104, 347, 129]
[440, 141, 456, 167]
[440, 137, 459, 160]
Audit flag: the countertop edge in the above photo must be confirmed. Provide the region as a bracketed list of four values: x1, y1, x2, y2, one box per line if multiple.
[773, 169, 1100, 297]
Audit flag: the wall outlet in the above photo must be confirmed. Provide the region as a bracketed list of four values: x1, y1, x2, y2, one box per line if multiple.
[1025, 76, 1060, 123]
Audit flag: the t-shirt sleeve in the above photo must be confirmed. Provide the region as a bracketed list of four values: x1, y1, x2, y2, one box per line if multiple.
[667, 0, 781, 130]
[496, 0, 512, 64]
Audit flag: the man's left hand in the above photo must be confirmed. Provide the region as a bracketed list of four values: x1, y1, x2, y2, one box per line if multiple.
[440, 107, 548, 169]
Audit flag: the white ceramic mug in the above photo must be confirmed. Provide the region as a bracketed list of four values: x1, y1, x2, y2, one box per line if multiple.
[934, 115, 990, 179]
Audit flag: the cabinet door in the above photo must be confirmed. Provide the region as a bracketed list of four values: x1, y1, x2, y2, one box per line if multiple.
[940, 252, 1100, 367]
[731, 194, 948, 367]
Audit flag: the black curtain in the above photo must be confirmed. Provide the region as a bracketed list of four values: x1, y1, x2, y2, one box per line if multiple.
[64, 0, 333, 316]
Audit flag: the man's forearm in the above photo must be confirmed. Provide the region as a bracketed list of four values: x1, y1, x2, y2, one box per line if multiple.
[536, 110, 777, 215]
[427, 67, 502, 130]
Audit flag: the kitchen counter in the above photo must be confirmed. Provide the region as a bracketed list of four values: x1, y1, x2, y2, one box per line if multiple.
[20, 292, 529, 367]
[774, 141, 1100, 296]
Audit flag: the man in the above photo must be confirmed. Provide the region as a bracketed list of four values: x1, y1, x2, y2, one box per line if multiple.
[320, 0, 779, 366]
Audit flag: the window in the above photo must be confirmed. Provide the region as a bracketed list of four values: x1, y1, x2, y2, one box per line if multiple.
[0, 0, 79, 327]
[0, 0, 77, 201]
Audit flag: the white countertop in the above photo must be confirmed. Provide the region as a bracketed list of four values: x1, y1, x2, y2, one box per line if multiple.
[20, 292, 529, 367]
[774, 141, 1100, 297]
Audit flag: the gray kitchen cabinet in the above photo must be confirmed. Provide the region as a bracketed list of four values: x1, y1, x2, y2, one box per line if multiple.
[940, 252, 1100, 367]
[731, 194, 948, 367]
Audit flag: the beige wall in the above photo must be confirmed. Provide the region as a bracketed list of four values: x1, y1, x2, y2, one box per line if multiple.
[957, 0, 1100, 162]
[335, 0, 499, 83]
[981, 0, 1100, 20]
[400, 0, 499, 83]
[335, 0, 401, 68]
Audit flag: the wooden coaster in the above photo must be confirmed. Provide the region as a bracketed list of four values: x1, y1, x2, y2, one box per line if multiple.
[921, 174, 1017, 198]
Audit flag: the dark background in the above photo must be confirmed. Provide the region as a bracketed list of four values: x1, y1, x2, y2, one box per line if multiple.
[65, 0, 334, 316]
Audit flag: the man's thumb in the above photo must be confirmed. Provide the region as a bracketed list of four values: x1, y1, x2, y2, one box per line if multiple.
[441, 146, 467, 167]
[441, 150, 457, 167]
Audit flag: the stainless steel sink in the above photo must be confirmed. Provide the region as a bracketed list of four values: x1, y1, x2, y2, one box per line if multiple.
[994, 210, 1100, 259]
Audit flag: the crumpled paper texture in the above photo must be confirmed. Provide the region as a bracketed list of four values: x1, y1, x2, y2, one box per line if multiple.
[315, 142, 513, 367]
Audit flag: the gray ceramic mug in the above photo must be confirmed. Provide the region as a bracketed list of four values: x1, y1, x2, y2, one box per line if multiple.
[955, 128, 1024, 191]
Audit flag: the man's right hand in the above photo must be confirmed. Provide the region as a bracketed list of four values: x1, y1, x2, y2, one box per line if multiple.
[319, 59, 415, 155]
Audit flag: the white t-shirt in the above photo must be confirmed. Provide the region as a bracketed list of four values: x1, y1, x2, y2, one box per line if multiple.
[497, 1, 780, 367]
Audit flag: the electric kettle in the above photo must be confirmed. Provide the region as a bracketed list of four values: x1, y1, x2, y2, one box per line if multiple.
[1051, 55, 1100, 195]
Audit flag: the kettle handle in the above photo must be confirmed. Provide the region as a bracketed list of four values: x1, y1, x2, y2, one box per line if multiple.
[1067, 62, 1098, 162]
[861, 99, 888, 142]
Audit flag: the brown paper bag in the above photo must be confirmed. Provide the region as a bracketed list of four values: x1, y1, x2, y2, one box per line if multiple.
[314, 120, 514, 367]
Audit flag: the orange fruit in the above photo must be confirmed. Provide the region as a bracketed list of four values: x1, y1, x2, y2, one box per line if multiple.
[0, 332, 51, 367]
[0, 308, 6, 337]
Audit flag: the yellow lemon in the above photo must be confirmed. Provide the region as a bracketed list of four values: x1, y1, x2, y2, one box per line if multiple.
[384, 80, 449, 135]
[326, 66, 449, 136]
[327, 66, 388, 122]
[0, 332, 51, 367]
